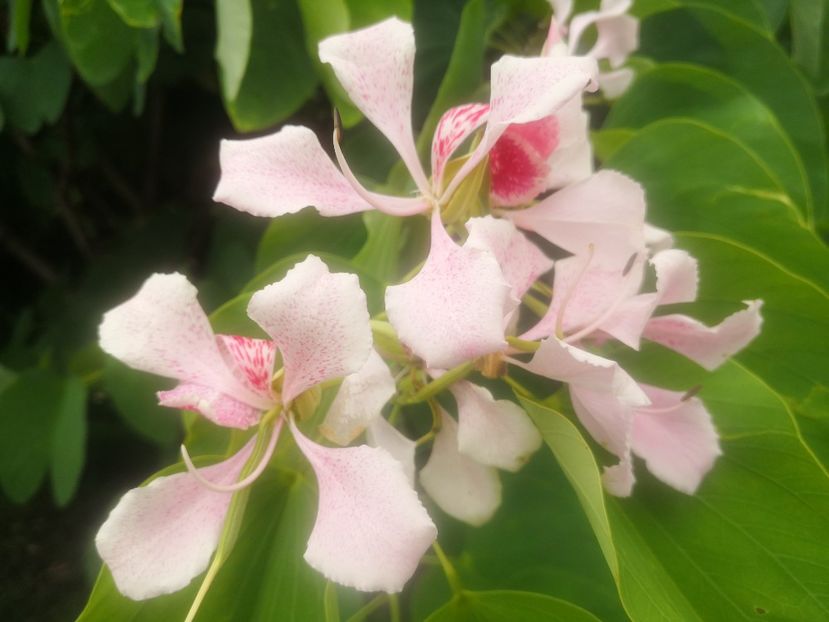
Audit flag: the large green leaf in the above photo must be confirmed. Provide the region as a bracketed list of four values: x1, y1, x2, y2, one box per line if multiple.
[0, 40, 72, 134]
[50, 375, 87, 506]
[106, 0, 160, 28]
[425, 590, 602, 621]
[604, 63, 813, 219]
[790, 0, 829, 91]
[222, 0, 318, 132]
[605, 119, 829, 292]
[635, 0, 772, 30]
[215, 0, 253, 102]
[524, 352, 829, 620]
[638, 5, 829, 225]
[59, 0, 135, 86]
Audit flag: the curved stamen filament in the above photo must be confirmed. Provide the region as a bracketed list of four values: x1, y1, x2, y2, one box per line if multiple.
[180, 416, 284, 493]
[555, 243, 594, 339]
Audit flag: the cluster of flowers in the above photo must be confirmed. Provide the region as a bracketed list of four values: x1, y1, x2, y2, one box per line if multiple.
[94, 0, 762, 609]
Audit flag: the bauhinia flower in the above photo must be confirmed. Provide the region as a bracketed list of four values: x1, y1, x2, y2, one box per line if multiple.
[95, 255, 436, 601]
[545, 0, 640, 98]
[213, 18, 598, 220]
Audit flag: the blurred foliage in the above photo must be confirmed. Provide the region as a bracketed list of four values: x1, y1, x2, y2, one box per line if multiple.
[0, 0, 828, 620]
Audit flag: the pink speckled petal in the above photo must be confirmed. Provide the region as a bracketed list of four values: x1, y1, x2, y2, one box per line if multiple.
[651, 249, 698, 306]
[441, 54, 597, 202]
[319, 18, 430, 196]
[602, 455, 635, 497]
[643, 300, 763, 371]
[465, 216, 553, 300]
[520, 337, 649, 419]
[506, 170, 646, 265]
[431, 103, 490, 192]
[214, 126, 372, 218]
[644, 223, 674, 252]
[95, 440, 254, 600]
[157, 383, 261, 429]
[216, 335, 277, 398]
[632, 385, 721, 494]
[367, 417, 417, 485]
[386, 211, 514, 369]
[321, 349, 396, 446]
[99, 273, 267, 410]
[290, 419, 436, 593]
[452, 380, 542, 472]
[570, 382, 634, 463]
[247, 255, 372, 404]
[420, 409, 502, 526]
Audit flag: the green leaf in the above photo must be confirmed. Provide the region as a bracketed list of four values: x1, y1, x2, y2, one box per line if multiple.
[60, 0, 135, 86]
[296, 0, 360, 126]
[215, 0, 252, 102]
[222, 0, 318, 132]
[8, 0, 33, 53]
[604, 119, 828, 290]
[0, 40, 72, 133]
[520, 398, 620, 584]
[344, 0, 411, 25]
[416, 0, 507, 157]
[135, 27, 159, 83]
[255, 210, 367, 273]
[790, 0, 827, 83]
[636, 0, 772, 30]
[604, 63, 814, 220]
[425, 591, 602, 621]
[101, 358, 180, 446]
[105, 0, 160, 28]
[638, 5, 829, 225]
[156, 0, 183, 52]
[0, 369, 87, 506]
[50, 375, 87, 506]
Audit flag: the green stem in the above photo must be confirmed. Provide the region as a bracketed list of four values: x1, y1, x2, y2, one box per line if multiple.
[503, 375, 531, 397]
[506, 336, 540, 352]
[522, 293, 549, 317]
[389, 594, 401, 622]
[345, 595, 388, 622]
[432, 541, 463, 595]
[397, 362, 475, 404]
[324, 581, 340, 622]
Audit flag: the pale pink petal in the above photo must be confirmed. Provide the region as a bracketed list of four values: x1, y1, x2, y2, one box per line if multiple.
[598, 67, 635, 98]
[157, 383, 262, 429]
[441, 54, 598, 202]
[549, 0, 574, 24]
[332, 135, 431, 216]
[652, 249, 698, 306]
[568, 0, 635, 66]
[632, 385, 721, 494]
[543, 96, 593, 189]
[216, 335, 277, 398]
[642, 300, 763, 371]
[95, 441, 253, 600]
[644, 223, 674, 252]
[465, 216, 553, 300]
[366, 417, 417, 485]
[419, 410, 502, 526]
[489, 117, 558, 207]
[319, 18, 430, 196]
[570, 383, 634, 461]
[602, 455, 635, 497]
[520, 337, 649, 410]
[321, 349, 396, 446]
[99, 273, 267, 410]
[247, 255, 372, 404]
[386, 211, 514, 369]
[523, 252, 644, 342]
[596, 292, 658, 350]
[505, 169, 646, 265]
[431, 103, 490, 193]
[290, 420, 436, 593]
[214, 126, 372, 218]
[452, 381, 542, 472]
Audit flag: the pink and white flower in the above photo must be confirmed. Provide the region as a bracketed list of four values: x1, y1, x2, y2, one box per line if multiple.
[214, 18, 598, 220]
[96, 257, 436, 600]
